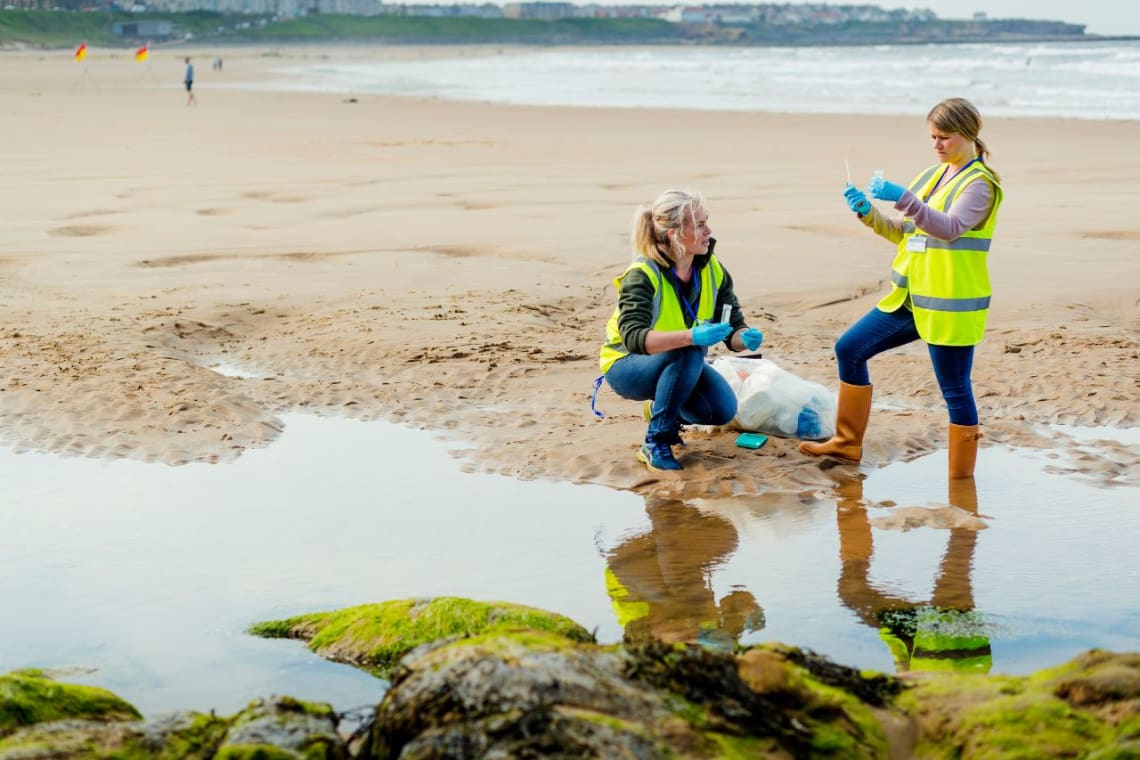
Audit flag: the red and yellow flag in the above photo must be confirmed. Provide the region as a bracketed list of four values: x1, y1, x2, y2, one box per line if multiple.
[74, 41, 88, 61]
[134, 44, 149, 62]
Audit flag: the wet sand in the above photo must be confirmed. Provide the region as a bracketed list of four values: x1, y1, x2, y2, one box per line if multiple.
[1, 45, 1137, 497]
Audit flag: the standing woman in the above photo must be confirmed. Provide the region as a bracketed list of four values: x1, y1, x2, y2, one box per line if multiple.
[800, 98, 1003, 479]
[599, 190, 764, 472]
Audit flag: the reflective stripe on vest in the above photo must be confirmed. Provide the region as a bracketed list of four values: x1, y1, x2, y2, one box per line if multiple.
[598, 255, 725, 373]
[877, 161, 1003, 346]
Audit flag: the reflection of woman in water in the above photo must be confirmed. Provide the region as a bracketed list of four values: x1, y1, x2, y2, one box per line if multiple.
[835, 478, 992, 673]
[605, 498, 764, 651]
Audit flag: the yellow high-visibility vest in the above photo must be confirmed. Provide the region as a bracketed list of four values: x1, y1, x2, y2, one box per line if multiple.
[604, 567, 649, 628]
[598, 255, 726, 373]
[877, 161, 1003, 346]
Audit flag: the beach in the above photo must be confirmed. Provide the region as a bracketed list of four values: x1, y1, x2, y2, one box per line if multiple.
[2, 43, 1137, 501]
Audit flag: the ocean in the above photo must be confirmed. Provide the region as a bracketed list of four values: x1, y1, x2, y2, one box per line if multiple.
[244, 40, 1140, 119]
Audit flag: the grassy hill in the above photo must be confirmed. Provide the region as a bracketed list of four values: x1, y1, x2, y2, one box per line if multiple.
[0, 9, 688, 48]
[0, 8, 1093, 49]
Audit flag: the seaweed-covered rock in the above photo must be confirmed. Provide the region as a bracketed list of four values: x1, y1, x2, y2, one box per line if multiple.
[248, 597, 594, 677]
[364, 631, 897, 759]
[0, 709, 230, 758]
[0, 669, 140, 739]
[0, 689, 346, 759]
[217, 696, 348, 759]
[7, 597, 1139, 759]
[898, 648, 1140, 758]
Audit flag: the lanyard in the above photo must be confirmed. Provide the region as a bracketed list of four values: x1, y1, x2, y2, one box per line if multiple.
[669, 267, 700, 325]
[925, 157, 981, 202]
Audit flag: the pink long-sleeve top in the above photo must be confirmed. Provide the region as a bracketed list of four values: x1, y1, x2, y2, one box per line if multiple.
[861, 175, 995, 243]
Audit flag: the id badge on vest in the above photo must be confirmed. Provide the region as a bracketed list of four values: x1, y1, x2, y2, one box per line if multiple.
[906, 235, 928, 253]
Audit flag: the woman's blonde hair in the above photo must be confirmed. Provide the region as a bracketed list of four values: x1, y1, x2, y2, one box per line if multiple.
[928, 97, 1000, 181]
[630, 189, 705, 266]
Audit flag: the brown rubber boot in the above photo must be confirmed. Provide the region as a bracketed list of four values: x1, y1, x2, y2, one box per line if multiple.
[799, 382, 873, 463]
[947, 476, 978, 515]
[948, 424, 983, 479]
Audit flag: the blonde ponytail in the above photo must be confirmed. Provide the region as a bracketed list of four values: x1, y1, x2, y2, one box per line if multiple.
[629, 189, 703, 266]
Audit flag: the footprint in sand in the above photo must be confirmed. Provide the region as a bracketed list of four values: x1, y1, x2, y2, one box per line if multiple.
[195, 208, 232, 217]
[49, 224, 113, 237]
[65, 209, 117, 219]
[242, 191, 309, 204]
[1079, 230, 1140, 241]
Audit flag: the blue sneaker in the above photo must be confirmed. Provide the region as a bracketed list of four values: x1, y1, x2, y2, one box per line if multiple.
[638, 440, 683, 471]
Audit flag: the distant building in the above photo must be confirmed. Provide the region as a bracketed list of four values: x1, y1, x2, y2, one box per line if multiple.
[662, 5, 754, 24]
[112, 19, 174, 37]
[503, 2, 574, 19]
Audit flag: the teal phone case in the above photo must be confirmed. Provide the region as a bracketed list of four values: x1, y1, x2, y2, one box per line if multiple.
[735, 433, 768, 449]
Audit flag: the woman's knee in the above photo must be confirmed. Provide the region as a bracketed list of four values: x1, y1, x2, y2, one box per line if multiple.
[707, 395, 737, 426]
[700, 376, 739, 426]
[834, 331, 866, 366]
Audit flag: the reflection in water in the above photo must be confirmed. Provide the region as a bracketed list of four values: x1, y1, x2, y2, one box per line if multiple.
[604, 499, 765, 652]
[836, 477, 992, 674]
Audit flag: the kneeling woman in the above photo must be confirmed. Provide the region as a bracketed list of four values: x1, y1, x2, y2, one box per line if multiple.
[599, 189, 764, 472]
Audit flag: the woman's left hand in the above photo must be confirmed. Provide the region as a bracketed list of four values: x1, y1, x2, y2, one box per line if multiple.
[741, 328, 763, 351]
[868, 176, 906, 202]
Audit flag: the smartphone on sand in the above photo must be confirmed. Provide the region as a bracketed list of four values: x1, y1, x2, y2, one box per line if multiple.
[735, 432, 768, 450]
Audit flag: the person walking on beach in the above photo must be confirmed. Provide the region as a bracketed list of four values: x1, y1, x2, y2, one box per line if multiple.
[598, 189, 765, 472]
[183, 57, 196, 106]
[799, 98, 1003, 479]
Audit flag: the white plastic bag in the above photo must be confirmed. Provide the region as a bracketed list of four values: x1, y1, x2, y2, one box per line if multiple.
[710, 356, 836, 440]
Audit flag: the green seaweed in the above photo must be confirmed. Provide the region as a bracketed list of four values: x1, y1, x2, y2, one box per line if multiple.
[0, 670, 140, 738]
[249, 597, 593, 675]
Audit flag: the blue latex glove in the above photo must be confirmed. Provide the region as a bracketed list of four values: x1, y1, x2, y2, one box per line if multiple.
[692, 321, 734, 347]
[740, 327, 763, 351]
[868, 175, 906, 203]
[843, 184, 871, 215]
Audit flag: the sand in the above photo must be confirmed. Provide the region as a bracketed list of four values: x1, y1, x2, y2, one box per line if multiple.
[1, 45, 1137, 498]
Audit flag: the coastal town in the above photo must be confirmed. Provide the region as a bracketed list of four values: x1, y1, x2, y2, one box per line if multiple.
[1, 0, 1086, 37]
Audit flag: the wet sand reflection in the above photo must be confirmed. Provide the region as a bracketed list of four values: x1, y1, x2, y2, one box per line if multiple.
[836, 476, 993, 674]
[604, 498, 765, 652]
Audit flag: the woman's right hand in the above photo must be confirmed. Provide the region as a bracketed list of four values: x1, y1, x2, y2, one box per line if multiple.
[692, 322, 734, 347]
[844, 184, 872, 215]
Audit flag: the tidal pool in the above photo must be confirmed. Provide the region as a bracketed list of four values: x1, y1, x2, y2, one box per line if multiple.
[1, 414, 1136, 718]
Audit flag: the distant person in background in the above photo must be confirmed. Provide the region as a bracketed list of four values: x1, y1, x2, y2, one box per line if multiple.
[184, 57, 196, 106]
[800, 98, 1003, 479]
[597, 189, 765, 472]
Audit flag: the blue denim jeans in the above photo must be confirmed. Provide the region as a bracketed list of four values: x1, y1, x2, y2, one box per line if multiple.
[835, 307, 978, 426]
[605, 347, 737, 439]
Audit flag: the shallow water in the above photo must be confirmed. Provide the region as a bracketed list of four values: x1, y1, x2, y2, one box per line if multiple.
[1, 414, 1137, 717]
[228, 41, 1140, 120]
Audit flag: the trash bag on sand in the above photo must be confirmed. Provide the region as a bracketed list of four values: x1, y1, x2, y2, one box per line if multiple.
[710, 356, 836, 440]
